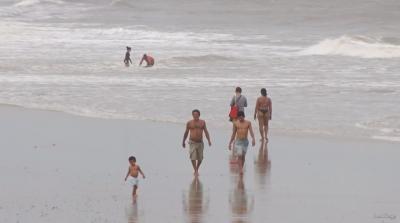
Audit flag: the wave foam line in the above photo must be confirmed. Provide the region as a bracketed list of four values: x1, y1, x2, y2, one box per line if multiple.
[300, 35, 400, 58]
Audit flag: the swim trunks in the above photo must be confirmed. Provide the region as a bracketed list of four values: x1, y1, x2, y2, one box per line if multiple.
[127, 175, 139, 187]
[189, 140, 204, 160]
[234, 139, 249, 156]
[257, 110, 270, 121]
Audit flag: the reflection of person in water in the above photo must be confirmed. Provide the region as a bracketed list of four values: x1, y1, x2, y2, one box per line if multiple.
[229, 176, 254, 223]
[125, 202, 139, 223]
[254, 142, 271, 190]
[182, 177, 209, 223]
[139, 54, 154, 67]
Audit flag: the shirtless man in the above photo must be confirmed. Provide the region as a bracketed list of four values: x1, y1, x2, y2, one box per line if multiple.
[229, 111, 256, 175]
[139, 54, 154, 67]
[254, 88, 272, 142]
[182, 109, 212, 176]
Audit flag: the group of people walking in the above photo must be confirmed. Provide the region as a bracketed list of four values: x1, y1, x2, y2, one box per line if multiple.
[124, 85, 271, 200]
[182, 86, 272, 176]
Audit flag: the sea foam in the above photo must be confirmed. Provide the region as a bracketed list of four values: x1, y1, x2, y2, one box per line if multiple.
[14, 0, 64, 7]
[300, 35, 400, 58]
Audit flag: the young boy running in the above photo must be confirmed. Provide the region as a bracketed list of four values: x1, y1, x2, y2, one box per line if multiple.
[125, 156, 146, 200]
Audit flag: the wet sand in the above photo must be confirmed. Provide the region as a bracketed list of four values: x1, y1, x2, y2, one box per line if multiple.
[0, 105, 399, 223]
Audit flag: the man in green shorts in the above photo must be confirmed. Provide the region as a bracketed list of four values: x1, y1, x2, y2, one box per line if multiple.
[182, 109, 212, 176]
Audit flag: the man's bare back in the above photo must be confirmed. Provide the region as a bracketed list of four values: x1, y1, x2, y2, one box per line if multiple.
[256, 96, 271, 110]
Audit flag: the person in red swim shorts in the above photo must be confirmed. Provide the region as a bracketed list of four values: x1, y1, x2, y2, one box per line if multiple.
[139, 54, 154, 67]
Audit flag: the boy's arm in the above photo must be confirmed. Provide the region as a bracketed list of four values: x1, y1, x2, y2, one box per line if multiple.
[249, 122, 256, 146]
[125, 167, 130, 181]
[228, 124, 237, 150]
[203, 121, 211, 146]
[138, 166, 146, 178]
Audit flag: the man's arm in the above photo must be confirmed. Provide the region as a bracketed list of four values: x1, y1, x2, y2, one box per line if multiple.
[138, 166, 146, 179]
[203, 121, 212, 146]
[269, 98, 272, 120]
[139, 56, 144, 66]
[249, 122, 256, 146]
[229, 124, 237, 150]
[182, 122, 190, 148]
[124, 167, 130, 181]
[244, 97, 248, 107]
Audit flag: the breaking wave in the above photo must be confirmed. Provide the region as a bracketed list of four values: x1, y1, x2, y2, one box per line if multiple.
[14, 0, 64, 7]
[300, 35, 400, 58]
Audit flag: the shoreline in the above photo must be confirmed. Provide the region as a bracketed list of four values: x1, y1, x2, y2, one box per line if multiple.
[1, 103, 398, 145]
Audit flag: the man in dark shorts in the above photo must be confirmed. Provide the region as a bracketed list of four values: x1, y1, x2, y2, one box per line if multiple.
[182, 109, 212, 176]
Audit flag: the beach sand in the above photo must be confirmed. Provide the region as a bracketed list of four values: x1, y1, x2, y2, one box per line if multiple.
[0, 105, 399, 223]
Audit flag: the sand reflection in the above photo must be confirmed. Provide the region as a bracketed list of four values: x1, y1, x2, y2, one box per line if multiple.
[182, 177, 209, 223]
[254, 142, 271, 190]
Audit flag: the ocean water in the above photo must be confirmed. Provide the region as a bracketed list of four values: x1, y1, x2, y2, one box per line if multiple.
[0, 0, 399, 141]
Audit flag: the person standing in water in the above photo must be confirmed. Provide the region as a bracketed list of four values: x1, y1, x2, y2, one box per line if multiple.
[139, 54, 154, 67]
[254, 88, 272, 142]
[229, 111, 255, 175]
[124, 46, 132, 67]
[182, 109, 212, 176]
